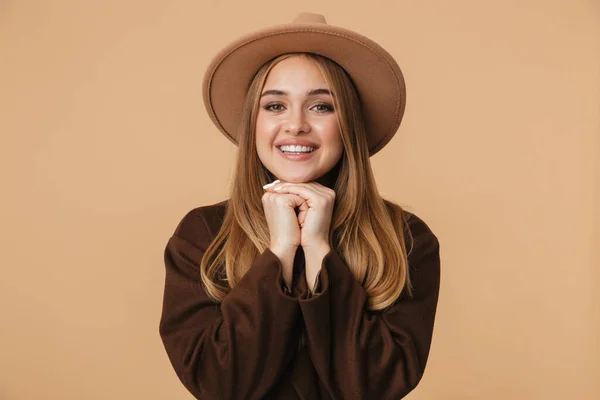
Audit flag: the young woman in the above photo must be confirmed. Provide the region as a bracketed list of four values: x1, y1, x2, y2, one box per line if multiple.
[159, 12, 441, 400]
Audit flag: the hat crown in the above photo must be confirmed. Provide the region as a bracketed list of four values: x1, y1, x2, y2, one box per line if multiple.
[292, 12, 327, 24]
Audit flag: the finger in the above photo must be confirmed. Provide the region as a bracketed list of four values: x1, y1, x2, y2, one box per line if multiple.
[277, 193, 306, 209]
[262, 179, 281, 190]
[266, 180, 311, 192]
[299, 181, 332, 197]
[271, 184, 318, 202]
[297, 200, 309, 225]
[263, 191, 304, 210]
[270, 190, 308, 222]
[272, 185, 335, 210]
[272, 188, 316, 209]
[269, 181, 333, 200]
[267, 187, 310, 225]
[291, 181, 333, 197]
[301, 182, 336, 203]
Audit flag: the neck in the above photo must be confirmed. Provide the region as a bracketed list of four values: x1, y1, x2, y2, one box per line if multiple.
[315, 160, 341, 189]
[315, 171, 333, 188]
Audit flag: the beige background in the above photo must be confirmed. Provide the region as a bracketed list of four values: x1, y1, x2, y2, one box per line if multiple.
[1, 1, 598, 399]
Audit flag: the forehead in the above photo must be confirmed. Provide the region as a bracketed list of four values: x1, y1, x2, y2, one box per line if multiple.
[263, 56, 327, 87]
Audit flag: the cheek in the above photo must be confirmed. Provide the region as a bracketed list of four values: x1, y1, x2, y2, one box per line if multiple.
[255, 117, 275, 148]
[255, 116, 279, 143]
[318, 121, 343, 151]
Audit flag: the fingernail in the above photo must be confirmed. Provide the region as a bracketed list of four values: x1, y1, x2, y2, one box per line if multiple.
[262, 179, 280, 189]
[274, 187, 282, 191]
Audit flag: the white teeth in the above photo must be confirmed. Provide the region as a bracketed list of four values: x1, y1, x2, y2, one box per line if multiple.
[279, 145, 315, 153]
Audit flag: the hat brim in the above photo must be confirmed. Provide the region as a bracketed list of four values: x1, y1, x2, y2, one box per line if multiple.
[202, 22, 406, 157]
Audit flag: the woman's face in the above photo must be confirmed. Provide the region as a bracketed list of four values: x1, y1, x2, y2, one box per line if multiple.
[255, 56, 343, 183]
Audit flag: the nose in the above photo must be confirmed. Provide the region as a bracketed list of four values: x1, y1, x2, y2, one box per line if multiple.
[283, 108, 310, 135]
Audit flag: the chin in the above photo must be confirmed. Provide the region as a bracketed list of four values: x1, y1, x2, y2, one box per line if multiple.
[276, 171, 318, 183]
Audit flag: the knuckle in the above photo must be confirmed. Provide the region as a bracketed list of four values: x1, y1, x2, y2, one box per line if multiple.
[274, 195, 286, 205]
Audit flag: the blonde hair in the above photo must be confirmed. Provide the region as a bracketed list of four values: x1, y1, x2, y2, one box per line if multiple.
[200, 53, 414, 311]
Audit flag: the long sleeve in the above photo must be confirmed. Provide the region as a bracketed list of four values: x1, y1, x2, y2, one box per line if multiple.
[297, 213, 441, 400]
[158, 208, 303, 399]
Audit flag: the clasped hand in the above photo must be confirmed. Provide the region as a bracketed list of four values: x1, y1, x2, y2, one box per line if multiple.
[262, 179, 334, 250]
[262, 180, 335, 291]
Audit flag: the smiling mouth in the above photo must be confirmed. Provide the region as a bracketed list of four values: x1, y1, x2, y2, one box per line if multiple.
[276, 145, 317, 154]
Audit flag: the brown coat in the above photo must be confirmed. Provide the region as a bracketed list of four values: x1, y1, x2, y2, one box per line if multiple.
[159, 199, 441, 399]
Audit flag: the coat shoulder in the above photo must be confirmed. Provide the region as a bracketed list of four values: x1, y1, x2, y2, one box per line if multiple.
[171, 199, 229, 249]
[381, 198, 440, 257]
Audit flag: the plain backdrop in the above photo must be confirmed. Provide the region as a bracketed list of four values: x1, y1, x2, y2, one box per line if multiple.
[1, 1, 599, 399]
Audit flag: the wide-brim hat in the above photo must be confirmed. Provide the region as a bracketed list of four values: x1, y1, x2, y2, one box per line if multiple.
[202, 12, 406, 157]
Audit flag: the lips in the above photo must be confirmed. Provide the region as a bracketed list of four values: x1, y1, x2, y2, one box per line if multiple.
[276, 145, 316, 160]
[278, 144, 316, 153]
[273, 140, 319, 148]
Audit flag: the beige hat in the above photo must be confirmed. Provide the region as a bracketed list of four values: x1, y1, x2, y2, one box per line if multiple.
[202, 12, 406, 157]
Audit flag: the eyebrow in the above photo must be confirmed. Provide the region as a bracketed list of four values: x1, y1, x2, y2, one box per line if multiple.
[260, 88, 335, 98]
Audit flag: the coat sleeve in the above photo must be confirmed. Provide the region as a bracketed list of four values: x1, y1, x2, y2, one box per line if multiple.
[297, 213, 441, 400]
[158, 209, 302, 399]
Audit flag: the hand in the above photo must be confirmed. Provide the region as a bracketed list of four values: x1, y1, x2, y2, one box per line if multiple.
[261, 183, 307, 289]
[264, 180, 335, 249]
[264, 181, 335, 290]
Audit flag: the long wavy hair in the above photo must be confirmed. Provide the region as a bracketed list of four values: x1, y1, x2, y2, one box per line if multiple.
[200, 52, 414, 311]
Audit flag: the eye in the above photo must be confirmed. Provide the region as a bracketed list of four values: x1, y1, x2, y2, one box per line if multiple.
[312, 103, 334, 113]
[263, 102, 285, 112]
